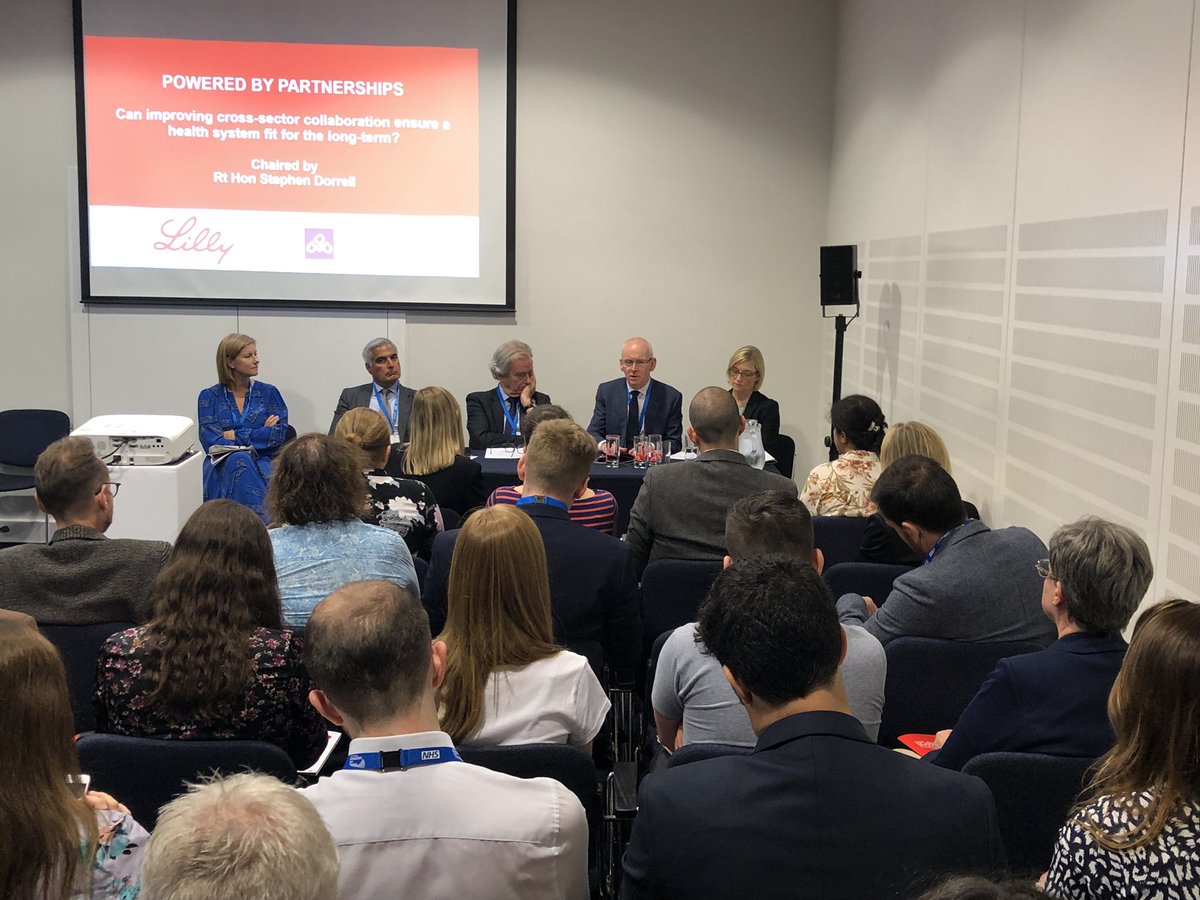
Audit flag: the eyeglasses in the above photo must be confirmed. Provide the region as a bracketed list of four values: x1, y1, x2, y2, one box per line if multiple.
[728, 367, 758, 380]
[94, 481, 121, 498]
[1035, 559, 1054, 579]
[620, 358, 653, 368]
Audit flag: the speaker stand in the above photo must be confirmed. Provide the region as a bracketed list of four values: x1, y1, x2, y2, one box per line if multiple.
[822, 300, 859, 462]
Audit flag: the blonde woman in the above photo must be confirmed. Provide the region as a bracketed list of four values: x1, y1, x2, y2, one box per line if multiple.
[726, 345, 781, 453]
[437, 505, 610, 751]
[396, 386, 485, 516]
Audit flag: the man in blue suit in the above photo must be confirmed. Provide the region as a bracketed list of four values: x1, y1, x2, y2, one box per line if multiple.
[586, 336, 683, 453]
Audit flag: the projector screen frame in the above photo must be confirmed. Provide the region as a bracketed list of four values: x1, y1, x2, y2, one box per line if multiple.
[71, 0, 517, 314]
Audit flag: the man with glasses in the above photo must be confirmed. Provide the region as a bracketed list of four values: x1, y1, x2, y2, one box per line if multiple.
[0, 436, 170, 624]
[586, 336, 683, 453]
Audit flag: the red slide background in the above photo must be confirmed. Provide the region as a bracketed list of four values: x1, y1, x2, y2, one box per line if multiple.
[84, 36, 479, 215]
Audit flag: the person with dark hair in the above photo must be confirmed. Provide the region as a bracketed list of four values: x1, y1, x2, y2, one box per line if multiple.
[465, 340, 552, 449]
[94, 500, 327, 768]
[622, 556, 1004, 899]
[800, 394, 886, 516]
[328, 337, 416, 443]
[0, 436, 170, 625]
[268, 433, 418, 627]
[652, 491, 886, 748]
[624, 387, 797, 576]
[926, 517, 1152, 770]
[300, 580, 589, 900]
[485, 404, 618, 532]
[838, 455, 1054, 647]
[1043, 598, 1200, 898]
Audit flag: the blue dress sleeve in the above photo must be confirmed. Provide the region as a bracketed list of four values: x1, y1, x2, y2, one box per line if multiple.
[239, 382, 288, 454]
[197, 385, 231, 452]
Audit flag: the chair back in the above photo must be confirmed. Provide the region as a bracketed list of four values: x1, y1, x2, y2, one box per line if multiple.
[640, 559, 724, 654]
[76, 733, 297, 830]
[666, 741, 753, 768]
[962, 752, 1095, 874]
[766, 434, 796, 480]
[823, 562, 913, 603]
[0, 409, 71, 467]
[439, 507, 462, 531]
[413, 555, 429, 591]
[878, 637, 1044, 747]
[812, 516, 871, 569]
[40, 622, 133, 733]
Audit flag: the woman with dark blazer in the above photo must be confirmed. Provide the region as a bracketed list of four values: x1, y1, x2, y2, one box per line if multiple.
[396, 386, 486, 517]
[726, 345, 781, 453]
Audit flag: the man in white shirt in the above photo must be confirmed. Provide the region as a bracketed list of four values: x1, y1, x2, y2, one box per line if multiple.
[300, 580, 589, 900]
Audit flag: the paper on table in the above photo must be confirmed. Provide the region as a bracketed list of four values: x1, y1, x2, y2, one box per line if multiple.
[668, 449, 776, 462]
[484, 447, 524, 459]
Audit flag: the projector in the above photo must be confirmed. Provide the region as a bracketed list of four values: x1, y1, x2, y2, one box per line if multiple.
[71, 415, 197, 466]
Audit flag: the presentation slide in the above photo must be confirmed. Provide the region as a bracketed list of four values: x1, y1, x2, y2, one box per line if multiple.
[75, 1, 513, 310]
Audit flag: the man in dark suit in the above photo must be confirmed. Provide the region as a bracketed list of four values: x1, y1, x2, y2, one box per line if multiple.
[624, 387, 797, 576]
[622, 557, 1005, 900]
[423, 420, 640, 682]
[328, 338, 416, 442]
[586, 336, 683, 453]
[465, 340, 552, 450]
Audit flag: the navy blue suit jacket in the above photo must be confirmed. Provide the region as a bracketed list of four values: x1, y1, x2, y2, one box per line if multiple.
[422, 503, 641, 680]
[465, 388, 552, 450]
[622, 711, 1005, 899]
[927, 631, 1127, 770]
[587, 377, 683, 453]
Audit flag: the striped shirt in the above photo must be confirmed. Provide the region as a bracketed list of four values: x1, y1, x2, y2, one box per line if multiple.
[487, 485, 617, 534]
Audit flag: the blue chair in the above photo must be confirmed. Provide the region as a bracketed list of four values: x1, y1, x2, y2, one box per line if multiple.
[413, 555, 428, 591]
[823, 562, 913, 604]
[962, 752, 1095, 874]
[877, 637, 1044, 748]
[76, 734, 297, 830]
[640, 559, 725, 659]
[766, 433, 796, 480]
[40, 621, 133, 734]
[0, 409, 71, 540]
[812, 516, 871, 569]
[666, 741, 752, 768]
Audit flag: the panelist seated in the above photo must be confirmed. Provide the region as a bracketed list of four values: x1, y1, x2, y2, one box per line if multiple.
[586, 336, 683, 453]
[726, 344, 781, 453]
[328, 337, 416, 445]
[198, 332, 288, 521]
[465, 340, 551, 450]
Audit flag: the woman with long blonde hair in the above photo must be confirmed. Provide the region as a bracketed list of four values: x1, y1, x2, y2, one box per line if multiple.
[437, 505, 609, 750]
[396, 386, 485, 516]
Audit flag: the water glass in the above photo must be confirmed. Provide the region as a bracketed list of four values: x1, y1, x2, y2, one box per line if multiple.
[604, 434, 621, 468]
[646, 433, 664, 465]
[632, 434, 651, 468]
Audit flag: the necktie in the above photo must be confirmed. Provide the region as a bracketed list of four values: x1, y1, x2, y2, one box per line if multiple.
[625, 390, 640, 450]
[507, 396, 521, 434]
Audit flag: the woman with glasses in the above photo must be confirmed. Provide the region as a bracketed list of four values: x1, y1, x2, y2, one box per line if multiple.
[726, 345, 781, 457]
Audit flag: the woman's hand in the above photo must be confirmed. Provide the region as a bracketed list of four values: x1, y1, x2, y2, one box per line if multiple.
[82, 790, 130, 814]
[265, 415, 280, 426]
[222, 429, 236, 440]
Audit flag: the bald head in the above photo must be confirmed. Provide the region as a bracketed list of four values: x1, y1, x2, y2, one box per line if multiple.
[688, 387, 744, 449]
[620, 337, 657, 390]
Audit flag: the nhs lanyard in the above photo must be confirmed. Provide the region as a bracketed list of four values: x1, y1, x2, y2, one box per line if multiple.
[343, 745, 463, 771]
[496, 385, 521, 434]
[627, 380, 651, 434]
[924, 519, 974, 565]
[516, 495, 568, 512]
[226, 382, 253, 428]
[372, 384, 400, 433]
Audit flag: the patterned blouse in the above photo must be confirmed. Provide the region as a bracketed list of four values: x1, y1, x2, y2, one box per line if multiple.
[800, 450, 881, 517]
[363, 469, 442, 558]
[94, 626, 328, 769]
[85, 808, 147, 899]
[487, 485, 617, 534]
[1044, 793, 1200, 899]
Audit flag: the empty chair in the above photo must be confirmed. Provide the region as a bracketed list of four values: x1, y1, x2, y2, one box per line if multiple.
[767, 433, 796, 480]
[76, 733, 297, 830]
[0, 408, 71, 539]
[812, 515, 871, 569]
[666, 742, 753, 768]
[962, 752, 1095, 874]
[877, 637, 1043, 748]
[640, 559, 724, 657]
[823, 562, 912, 605]
[39, 621, 133, 733]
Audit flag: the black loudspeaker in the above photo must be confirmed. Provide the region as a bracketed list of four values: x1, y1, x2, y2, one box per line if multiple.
[820, 245, 859, 307]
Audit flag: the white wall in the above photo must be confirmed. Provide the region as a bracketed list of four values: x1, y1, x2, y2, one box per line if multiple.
[826, 0, 1200, 604]
[0, 0, 835, 471]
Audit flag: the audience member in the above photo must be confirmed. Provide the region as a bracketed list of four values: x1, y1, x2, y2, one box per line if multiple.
[301, 580, 589, 899]
[622, 557, 1005, 898]
[396, 386, 486, 516]
[725, 344, 781, 456]
[801, 393, 886, 516]
[95, 500, 327, 768]
[198, 332, 288, 520]
[486, 404, 617, 533]
[587, 336, 684, 453]
[0, 436, 169, 625]
[466, 340, 552, 449]
[624, 387, 797, 576]
[425, 420, 640, 681]
[653, 491, 885, 748]
[268, 434, 419, 626]
[437, 505, 610, 750]
[142, 773, 339, 900]
[328, 337, 415, 445]
[838, 455, 1055, 647]
[1043, 598, 1200, 899]
[0, 619, 148, 898]
[335, 407, 441, 559]
[927, 517, 1151, 770]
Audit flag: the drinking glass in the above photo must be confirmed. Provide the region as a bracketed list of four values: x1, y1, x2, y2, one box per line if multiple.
[646, 433, 664, 465]
[604, 434, 621, 468]
[632, 434, 651, 468]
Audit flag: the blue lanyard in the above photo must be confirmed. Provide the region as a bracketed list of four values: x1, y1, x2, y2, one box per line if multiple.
[496, 385, 521, 435]
[371, 383, 400, 433]
[924, 519, 974, 565]
[343, 745, 462, 771]
[226, 382, 253, 429]
[626, 380, 651, 434]
[516, 495, 568, 512]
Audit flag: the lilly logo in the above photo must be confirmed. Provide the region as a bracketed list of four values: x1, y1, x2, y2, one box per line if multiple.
[346, 755, 367, 769]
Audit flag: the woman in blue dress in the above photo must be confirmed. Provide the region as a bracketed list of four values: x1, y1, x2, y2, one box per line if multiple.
[198, 333, 288, 521]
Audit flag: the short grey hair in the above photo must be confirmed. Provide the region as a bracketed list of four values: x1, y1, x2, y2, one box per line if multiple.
[362, 337, 396, 364]
[489, 340, 533, 379]
[142, 773, 339, 900]
[1049, 516, 1152, 635]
